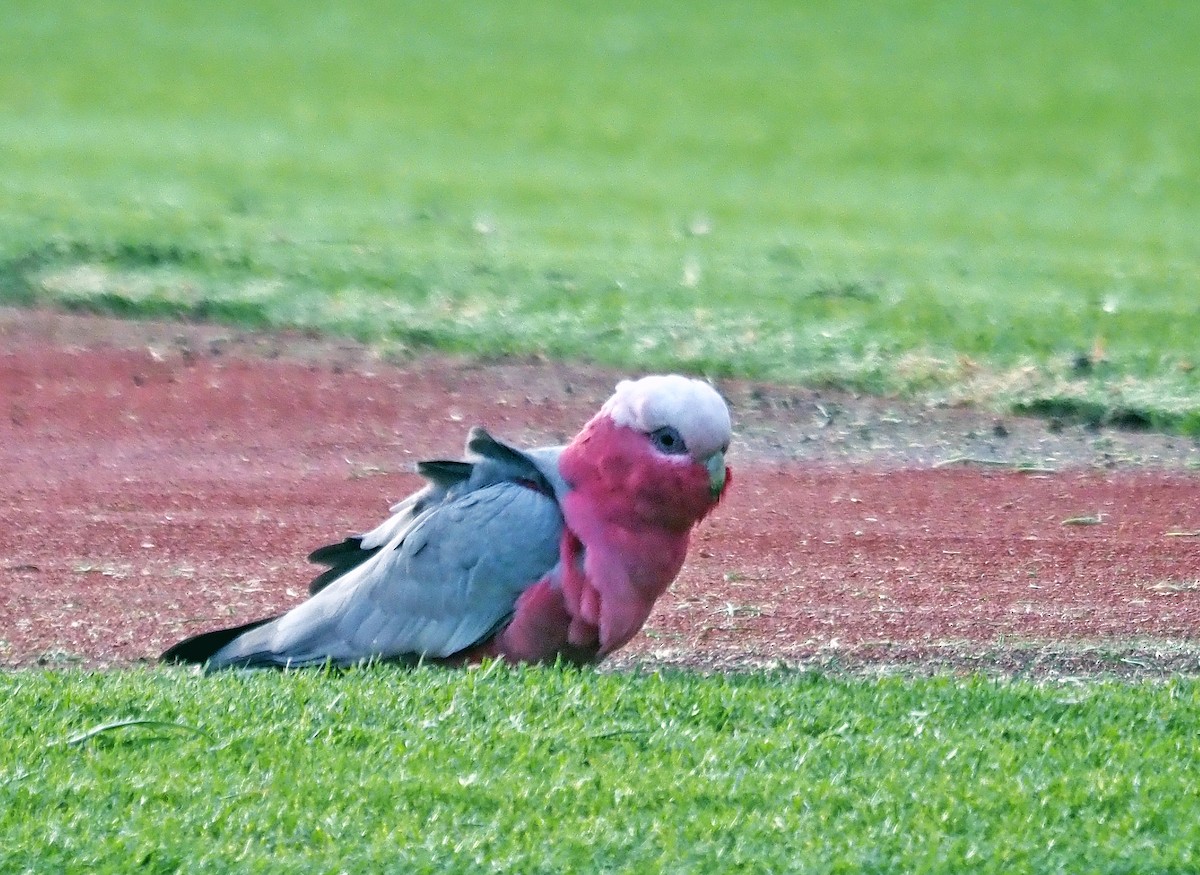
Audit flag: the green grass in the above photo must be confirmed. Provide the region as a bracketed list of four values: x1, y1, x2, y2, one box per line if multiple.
[2, 665, 1198, 874]
[2, 1, 1199, 429]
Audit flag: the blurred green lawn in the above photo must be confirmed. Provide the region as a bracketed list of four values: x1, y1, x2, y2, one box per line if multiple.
[2, 1, 1198, 427]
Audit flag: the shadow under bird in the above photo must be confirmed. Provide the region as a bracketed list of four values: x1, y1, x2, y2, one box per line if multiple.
[161, 374, 732, 670]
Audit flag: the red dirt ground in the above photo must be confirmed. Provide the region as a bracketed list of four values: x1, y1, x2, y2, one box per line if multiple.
[3, 310, 1199, 677]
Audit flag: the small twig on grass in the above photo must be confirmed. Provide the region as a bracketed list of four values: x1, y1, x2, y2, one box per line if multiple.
[933, 456, 1057, 474]
[1165, 531, 1200, 538]
[586, 728, 654, 742]
[1062, 514, 1104, 526]
[345, 458, 392, 480]
[54, 719, 214, 748]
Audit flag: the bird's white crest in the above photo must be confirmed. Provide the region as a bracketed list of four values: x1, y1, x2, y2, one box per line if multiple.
[601, 374, 731, 459]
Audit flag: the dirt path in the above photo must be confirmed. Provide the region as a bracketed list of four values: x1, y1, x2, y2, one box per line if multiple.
[3, 309, 1199, 677]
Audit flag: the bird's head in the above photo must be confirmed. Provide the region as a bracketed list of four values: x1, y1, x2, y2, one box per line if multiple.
[562, 375, 732, 531]
[600, 374, 731, 500]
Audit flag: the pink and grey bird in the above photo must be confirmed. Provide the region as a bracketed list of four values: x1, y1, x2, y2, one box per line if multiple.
[161, 375, 732, 670]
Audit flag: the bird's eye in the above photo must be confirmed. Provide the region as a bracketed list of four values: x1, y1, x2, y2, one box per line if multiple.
[650, 426, 688, 455]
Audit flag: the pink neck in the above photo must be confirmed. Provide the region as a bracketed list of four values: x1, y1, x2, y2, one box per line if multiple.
[554, 415, 719, 652]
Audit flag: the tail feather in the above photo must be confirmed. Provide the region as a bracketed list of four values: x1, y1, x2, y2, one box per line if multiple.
[160, 616, 278, 666]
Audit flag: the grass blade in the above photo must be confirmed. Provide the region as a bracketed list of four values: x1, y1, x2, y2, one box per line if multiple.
[56, 718, 213, 747]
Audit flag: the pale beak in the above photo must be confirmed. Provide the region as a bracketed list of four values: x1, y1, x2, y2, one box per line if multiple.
[705, 450, 727, 500]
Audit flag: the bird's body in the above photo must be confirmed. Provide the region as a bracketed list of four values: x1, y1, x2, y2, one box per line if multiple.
[161, 375, 731, 671]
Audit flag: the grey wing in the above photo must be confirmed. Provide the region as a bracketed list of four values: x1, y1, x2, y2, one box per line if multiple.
[307, 460, 474, 594]
[208, 481, 564, 669]
[307, 429, 565, 593]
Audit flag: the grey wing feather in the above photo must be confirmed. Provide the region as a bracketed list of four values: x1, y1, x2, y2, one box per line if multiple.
[462, 427, 567, 498]
[208, 479, 564, 669]
[307, 428, 565, 593]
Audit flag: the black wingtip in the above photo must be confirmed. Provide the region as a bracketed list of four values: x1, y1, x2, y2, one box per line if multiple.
[307, 535, 366, 566]
[306, 536, 382, 594]
[160, 616, 278, 666]
[415, 459, 474, 487]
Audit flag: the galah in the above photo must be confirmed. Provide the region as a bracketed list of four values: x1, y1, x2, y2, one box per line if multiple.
[161, 374, 731, 671]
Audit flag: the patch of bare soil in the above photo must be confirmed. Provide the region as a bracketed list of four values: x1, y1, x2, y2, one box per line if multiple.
[3, 308, 1199, 678]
